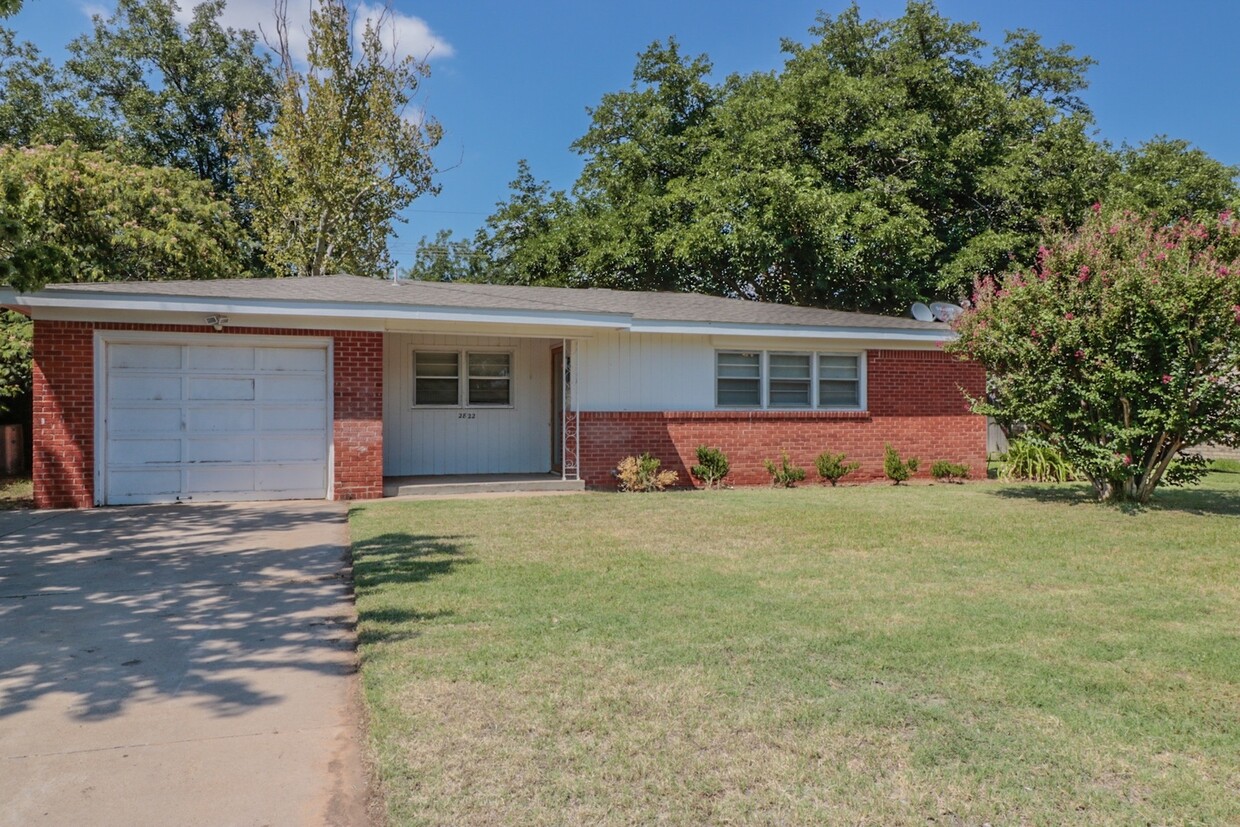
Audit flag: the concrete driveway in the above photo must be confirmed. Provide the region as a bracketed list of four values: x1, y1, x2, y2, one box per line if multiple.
[0, 501, 368, 827]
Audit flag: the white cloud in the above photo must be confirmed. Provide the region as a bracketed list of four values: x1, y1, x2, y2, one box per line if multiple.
[153, 0, 454, 65]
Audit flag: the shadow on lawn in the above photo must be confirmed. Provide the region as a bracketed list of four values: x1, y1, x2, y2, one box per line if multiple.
[349, 529, 473, 647]
[991, 481, 1240, 517]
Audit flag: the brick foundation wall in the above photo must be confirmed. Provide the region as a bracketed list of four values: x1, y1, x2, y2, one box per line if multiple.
[31, 321, 384, 508]
[579, 350, 986, 488]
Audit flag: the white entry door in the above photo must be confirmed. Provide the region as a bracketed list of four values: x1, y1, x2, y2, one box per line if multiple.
[101, 337, 331, 504]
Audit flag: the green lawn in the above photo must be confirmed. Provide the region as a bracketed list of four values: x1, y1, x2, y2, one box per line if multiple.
[350, 474, 1240, 826]
[0, 475, 32, 510]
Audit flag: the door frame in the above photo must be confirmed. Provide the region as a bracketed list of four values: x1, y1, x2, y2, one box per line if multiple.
[93, 330, 335, 506]
[550, 344, 563, 473]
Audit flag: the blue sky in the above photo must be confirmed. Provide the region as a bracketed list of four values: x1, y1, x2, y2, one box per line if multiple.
[9, 0, 1240, 268]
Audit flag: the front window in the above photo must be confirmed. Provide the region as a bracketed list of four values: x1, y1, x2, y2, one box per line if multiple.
[819, 354, 861, 408]
[414, 351, 459, 406]
[467, 352, 511, 406]
[716, 351, 761, 407]
[713, 350, 865, 410]
[414, 350, 514, 407]
[768, 353, 812, 408]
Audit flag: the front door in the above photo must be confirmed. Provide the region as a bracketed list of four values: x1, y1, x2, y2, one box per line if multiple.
[551, 346, 563, 472]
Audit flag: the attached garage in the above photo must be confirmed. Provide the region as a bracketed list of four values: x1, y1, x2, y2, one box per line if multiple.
[97, 333, 332, 505]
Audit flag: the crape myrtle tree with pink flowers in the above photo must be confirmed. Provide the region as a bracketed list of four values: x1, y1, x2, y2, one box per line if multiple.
[948, 206, 1240, 503]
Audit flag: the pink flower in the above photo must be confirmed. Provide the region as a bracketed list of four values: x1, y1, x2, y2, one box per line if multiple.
[1030, 327, 1040, 339]
[1064, 312, 1075, 320]
[1077, 265, 1091, 283]
[1122, 455, 1132, 466]
[1074, 349, 1085, 359]
[1155, 252, 1167, 261]
[1221, 210, 1233, 222]
[1108, 225, 1119, 235]
[1220, 266, 1230, 276]
[1162, 374, 1172, 384]
[1091, 202, 1102, 214]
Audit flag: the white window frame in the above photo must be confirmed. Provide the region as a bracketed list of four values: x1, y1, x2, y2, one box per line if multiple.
[713, 349, 867, 411]
[412, 348, 515, 409]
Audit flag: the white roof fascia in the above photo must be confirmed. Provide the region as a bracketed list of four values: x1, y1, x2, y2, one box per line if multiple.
[629, 319, 954, 342]
[2, 291, 631, 331]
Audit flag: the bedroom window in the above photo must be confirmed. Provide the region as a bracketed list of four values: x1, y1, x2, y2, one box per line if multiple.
[467, 352, 511, 406]
[414, 350, 513, 407]
[716, 351, 761, 407]
[713, 351, 865, 410]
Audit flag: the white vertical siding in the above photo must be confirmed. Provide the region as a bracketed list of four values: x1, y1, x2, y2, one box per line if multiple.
[574, 331, 716, 411]
[383, 333, 554, 475]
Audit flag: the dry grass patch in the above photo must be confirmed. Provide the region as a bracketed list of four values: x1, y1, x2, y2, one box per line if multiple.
[351, 476, 1240, 826]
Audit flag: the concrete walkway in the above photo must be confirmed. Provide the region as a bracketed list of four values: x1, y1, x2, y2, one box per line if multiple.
[0, 501, 369, 827]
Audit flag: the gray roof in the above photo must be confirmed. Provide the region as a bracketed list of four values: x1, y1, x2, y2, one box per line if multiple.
[38, 275, 944, 332]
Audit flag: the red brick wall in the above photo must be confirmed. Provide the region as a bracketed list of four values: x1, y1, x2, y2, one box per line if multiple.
[32, 321, 95, 509]
[579, 349, 985, 488]
[31, 321, 384, 508]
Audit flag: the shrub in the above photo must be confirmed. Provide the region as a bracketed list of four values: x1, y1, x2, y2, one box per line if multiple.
[1000, 439, 1076, 483]
[948, 206, 1240, 503]
[763, 453, 806, 487]
[930, 460, 970, 483]
[615, 453, 679, 492]
[883, 444, 920, 485]
[690, 445, 731, 489]
[815, 451, 860, 486]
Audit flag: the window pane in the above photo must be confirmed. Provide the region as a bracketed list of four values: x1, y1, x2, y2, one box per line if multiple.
[819, 354, 859, 380]
[469, 378, 510, 406]
[769, 353, 810, 379]
[468, 352, 510, 378]
[717, 379, 760, 407]
[716, 352, 760, 407]
[768, 354, 810, 407]
[819, 379, 860, 408]
[416, 378, 458, 405]
[717, 352, 760, 379]
[415, 351, 459, 378]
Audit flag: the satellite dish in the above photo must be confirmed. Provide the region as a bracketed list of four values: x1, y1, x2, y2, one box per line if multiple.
[930, 302, 964, 322]
[910, 302, 934, 322]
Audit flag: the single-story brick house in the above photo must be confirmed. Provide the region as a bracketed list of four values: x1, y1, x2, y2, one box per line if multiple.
[1, 275, 985, 508]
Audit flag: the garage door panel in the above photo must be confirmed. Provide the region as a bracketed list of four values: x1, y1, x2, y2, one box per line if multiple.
[187, 465, 256, 494]
[259, 464, 327, 492]
[104, 340, 331, 504]
[259, 406, 326, 432]
[258, 347, 326, 372]
[109, 469, 182, 500]
[187, 407, 256, 433]
[110, 407, 182, 434]
[109, 438, 182, 465]
[186, 345, 256, 371]
[111, 375, 182, 402]
[189, 377, 256, 401]
[261, 375, 327, 402]
[185, 437, 256, 463]
[109, 344, 182, 370]
[259, 436, 328, 463]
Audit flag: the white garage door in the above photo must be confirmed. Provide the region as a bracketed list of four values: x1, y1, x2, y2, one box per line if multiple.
[102, 338, 331, 505]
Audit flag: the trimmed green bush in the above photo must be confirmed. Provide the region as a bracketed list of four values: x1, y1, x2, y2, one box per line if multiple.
[763, 453, 806, 488]
[883, 444, 919, 485]
[931, 460, 970, 483]
[690, 445, 731, 489]
[815, 451, 860, 486]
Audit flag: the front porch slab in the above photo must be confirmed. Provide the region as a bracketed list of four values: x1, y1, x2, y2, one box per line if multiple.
[382, 473, 585, 498]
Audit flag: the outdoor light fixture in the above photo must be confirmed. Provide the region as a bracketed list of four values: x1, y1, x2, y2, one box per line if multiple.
[205, 314, 229, 331]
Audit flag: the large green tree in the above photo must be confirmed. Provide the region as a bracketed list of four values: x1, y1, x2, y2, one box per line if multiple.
[66, 0, 277, 197]
[461, 3, 1114, 312]
[1106, 136, 1239, 223]
[948, 206, 1240, 503]
[229, 0, 442, 278]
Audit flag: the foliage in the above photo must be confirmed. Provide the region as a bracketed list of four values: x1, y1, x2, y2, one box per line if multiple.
[616, 453, 680, 492]
[1106, 137, 1240, 224]
[814, 451, 860, 486]
[0, 28, 109, 148]
[1000, 438, 1077, 483]
[949, 206, 1240, 502]
[763, 453, 807, 487]
[930, 460, 970, 483]
[0, 143, 245, 292]
[407, 228, 481, 282]
[883, 444, 920, 484]
[690, 444, 730, 489]
[0, 309, 29, 415]
[229, 0, 441, 278]
[67, 0, 276, 198]
[458, 3, 1120, 312]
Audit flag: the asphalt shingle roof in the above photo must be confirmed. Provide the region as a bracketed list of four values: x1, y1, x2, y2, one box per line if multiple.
[39, 275, 946, 332]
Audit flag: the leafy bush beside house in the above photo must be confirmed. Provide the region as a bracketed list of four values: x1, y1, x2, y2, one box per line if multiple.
[815, 451, 860, 486]
[690, 445, 730, 489]
[883, 444, 919, 485]
[763, 453, 806, 488]
[950, 206, 1240, 503]
[615, 453, 679, 492]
